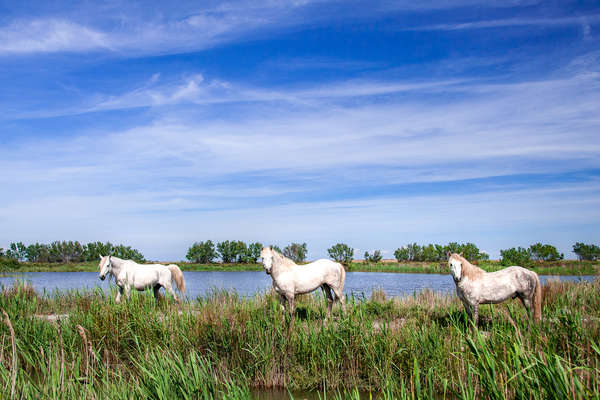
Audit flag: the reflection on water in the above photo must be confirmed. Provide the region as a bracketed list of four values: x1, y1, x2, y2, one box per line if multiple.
[0, 271, 595, 299]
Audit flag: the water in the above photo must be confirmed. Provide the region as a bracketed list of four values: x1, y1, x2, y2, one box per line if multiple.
[0, 271, 595, 299]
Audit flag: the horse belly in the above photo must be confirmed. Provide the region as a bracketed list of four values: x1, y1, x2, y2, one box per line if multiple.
[132, 270, 159, 291]
[478, 279, 517, 304]
[293, 273, 325, 294]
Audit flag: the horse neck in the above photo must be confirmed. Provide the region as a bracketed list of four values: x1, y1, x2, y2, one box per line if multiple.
[109, 257, 125, 275]
[271, 253, 295, 278]
[460, 258, 485, 280]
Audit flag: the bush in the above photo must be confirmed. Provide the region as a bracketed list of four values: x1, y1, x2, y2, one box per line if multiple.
[186, 240, 217, 263]
[364, 250, 382, 263]
[0, 256, 20, 271]
[327, 243, 354, 265]
[500, 247, 532, 266]
[283, 242, 307, 263]
[529, 243, 564, 261]
[572, 242, 600, 261]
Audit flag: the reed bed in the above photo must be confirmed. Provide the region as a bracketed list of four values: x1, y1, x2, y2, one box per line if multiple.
[0, 279, 599, 399]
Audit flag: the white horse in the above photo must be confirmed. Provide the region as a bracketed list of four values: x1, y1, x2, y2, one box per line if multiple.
[260, 246, 346, 322]
[98, 255, 186, 302]
[448, 252, 542, 328]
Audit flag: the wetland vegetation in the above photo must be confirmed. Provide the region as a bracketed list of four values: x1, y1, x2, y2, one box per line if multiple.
[0, 278, 598, 399]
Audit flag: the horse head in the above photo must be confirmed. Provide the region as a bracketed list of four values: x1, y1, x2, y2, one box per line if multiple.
[98, 255, 112, 281]
[448, 252, 462, 281]
[260, 246, 274, 275]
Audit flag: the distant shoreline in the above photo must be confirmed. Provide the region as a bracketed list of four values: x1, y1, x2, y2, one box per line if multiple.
[5, 259, 598, 276]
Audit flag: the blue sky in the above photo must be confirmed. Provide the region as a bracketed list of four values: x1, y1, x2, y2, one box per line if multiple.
[1, 0, 599, 260]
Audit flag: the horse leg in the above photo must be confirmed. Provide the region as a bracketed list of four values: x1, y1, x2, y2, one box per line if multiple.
[163, 281, 178, 301]
[124, 284, 131, 300]
[279, 294, 287, 312]
[331, 286, 346, 314]
[115, 286, 123, 303]
[153, 285, 162, 301]
[287, 296, 295, 330]
[471, 303, 479, 331]
[322, 284, 334, 316]
[519, 294, 533, 327]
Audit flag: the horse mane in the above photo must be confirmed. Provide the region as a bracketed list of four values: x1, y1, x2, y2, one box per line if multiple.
[272, 250, 297, 269]
[450, 253, 485, 280]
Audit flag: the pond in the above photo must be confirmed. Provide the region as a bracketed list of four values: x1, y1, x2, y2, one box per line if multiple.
[0, 271, 595, 299]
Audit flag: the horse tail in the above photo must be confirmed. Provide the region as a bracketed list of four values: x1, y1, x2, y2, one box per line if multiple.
[532, 272, 542, 321]
[338, 262, 346, 293]
[168, 264, 186, 294]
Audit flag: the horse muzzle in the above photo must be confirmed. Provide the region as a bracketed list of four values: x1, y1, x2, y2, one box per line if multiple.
[99, 275, 106, 281]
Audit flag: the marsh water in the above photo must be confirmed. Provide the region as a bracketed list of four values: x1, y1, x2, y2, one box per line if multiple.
[0, 271, 595, 299]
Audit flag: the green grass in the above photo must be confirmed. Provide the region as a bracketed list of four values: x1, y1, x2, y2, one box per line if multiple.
[0, 279, 599, 398]
[7, 259, 599, 275]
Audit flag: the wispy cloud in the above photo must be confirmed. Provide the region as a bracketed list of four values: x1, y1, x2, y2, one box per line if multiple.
[0, 19, 110, 53]
[407, 14, 600, 31]
[0, 1, 586, 56]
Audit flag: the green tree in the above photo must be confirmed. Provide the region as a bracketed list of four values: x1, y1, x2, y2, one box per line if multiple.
[572, 242, 600, 261]
[242, 242, 263, 263]
[327, 243, 354, 265]
[83, 241, 114, 261]
[186, 240, 217, 263]
[459, 242, 481, 261]
[364, 250, 383, 263]
[394, 247, 410, 262]
[6, 242, 27, 261]
[217, 240, 238, 263]
[422, 244, 438, 261]
[529, 243, 563, 261]
[283, 242, 308, 263]
[406, 243, 423, 261]
[25, 243, 50, 262]
[111, 245, 145, 263]
[500, 247, 532, 267]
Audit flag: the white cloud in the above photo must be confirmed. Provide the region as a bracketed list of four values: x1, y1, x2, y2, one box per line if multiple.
[0, 19, 110, 53]
[406, 14, 600, 31]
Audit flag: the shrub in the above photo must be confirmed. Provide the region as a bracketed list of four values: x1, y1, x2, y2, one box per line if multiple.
[364, 250, 382, 263]
[327, 243, 354, 265]
[283, 242, 307, 263]
[0, 256, 20, 271]
[500, 247, 532, 266]
[186, 240, 217, 263]
[572, 242, 600, 261]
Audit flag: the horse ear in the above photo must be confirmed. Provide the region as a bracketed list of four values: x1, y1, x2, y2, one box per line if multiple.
[99, 255, 103, 260]
[459, 252, 463, 257]
[269, 245, 273, 250]
[447, 251, 451, 258]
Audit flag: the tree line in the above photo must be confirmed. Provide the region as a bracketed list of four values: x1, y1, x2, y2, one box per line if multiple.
[186, 241, 309, 264]
[2, 239, 598, 268]
[0, 241, 145, 264]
